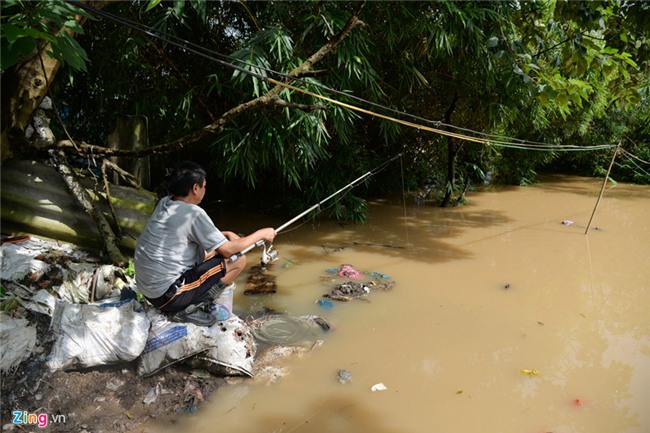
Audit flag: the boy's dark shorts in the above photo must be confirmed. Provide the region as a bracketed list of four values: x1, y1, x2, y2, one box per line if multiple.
[147, 255, 227, 312]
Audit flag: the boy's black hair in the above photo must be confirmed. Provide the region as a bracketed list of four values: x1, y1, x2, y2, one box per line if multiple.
[168, 161, 206, 197]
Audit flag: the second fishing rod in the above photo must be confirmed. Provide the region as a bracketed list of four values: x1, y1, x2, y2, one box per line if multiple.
[227, 153, 403, 265]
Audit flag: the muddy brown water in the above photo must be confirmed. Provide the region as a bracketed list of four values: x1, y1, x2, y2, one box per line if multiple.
[154, 175, 649, 433]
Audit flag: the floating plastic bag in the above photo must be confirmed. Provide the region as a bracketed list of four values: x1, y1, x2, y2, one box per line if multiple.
[46, 298, 149, 372]
[338, 264, 361, 279]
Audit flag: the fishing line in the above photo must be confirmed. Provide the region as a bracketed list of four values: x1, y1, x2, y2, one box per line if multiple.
[228, 153, 403, 263]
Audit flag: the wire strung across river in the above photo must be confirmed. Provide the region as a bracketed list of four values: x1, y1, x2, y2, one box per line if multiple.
[68, 1, 625, 155]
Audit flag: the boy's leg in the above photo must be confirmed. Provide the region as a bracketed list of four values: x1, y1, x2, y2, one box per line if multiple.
[221, 254, 247, 285]
[155, 255, 227, 313]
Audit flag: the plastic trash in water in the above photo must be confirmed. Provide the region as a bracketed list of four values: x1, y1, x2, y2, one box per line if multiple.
[366, 271, 390, 280]
[325, 268, 339, 274]
[338, 264, 361, 279]
[562, 220, 574, 226]
[317, 299, 334, 310]
[520, 369, 541, 376]
[371, 382, 387, 392]
[337, 369, 352, 384]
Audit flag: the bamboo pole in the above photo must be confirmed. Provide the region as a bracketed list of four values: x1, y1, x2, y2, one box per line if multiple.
[585, 144, 620, 234]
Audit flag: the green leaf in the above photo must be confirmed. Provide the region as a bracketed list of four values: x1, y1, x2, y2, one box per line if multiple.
[1, 23, 24, 42]
[556, 93, 569, 107]
[145, 0, 162, 12]
[538, 91, 549, 104]
[52, 33, 90, 72]
[0, 37, 36, 70]
[63, 19, 84, 34]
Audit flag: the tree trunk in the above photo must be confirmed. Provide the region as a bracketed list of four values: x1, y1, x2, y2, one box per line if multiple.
[440, 92, 459, 208]
[1, 1, 110, 164]
[108, 115, 151, 189]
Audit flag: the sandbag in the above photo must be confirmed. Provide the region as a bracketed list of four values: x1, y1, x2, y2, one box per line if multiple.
[138, 310, 256, 377]
[185, 316, 257, 377]
[137, 309, 213, 377]
[46, 298, 149, 372]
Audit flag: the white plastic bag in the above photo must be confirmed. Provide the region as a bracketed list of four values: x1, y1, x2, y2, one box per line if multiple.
[137, 310, 257, 377]
[0, 313, 36, 372]
[46, 298, 149, 372]
[185, 316, 256, 377]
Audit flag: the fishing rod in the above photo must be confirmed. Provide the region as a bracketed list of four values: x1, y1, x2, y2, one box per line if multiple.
[228, 153, 402, 264]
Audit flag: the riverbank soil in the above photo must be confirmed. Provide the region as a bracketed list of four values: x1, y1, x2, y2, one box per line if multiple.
[2, 304, 226, 433]
[1, 309, 230, 433]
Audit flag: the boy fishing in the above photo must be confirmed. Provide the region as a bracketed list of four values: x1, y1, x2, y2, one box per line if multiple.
[134, 161, 275, 326]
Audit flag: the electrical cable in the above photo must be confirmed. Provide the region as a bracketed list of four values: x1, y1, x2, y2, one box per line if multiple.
[67, 1, 622, 154]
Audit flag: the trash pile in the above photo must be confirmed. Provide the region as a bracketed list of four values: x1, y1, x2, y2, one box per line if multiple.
[1, 236, 396, 400]
[319, 264, 395, 303]
[0, 236, 257, 378]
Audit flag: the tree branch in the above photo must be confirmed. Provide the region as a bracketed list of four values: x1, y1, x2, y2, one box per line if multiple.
[270, 98, 329, 113]
[49, 150, 126, 265]
[52, 1, 366, 158]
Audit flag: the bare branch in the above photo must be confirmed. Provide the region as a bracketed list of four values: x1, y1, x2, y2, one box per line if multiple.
[49, 150, 126, 265]
[270, 98, 329, 113]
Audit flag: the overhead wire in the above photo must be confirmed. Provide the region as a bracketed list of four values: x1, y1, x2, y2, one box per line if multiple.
[69, 0, 623, 155]
[617, 150, 650, 178]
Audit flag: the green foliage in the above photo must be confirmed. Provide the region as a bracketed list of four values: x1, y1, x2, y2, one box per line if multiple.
[124, 259, 135, 278]
[12, 0, 646, 222]
[0, 296, 19, 312]
[0, 0, 93, 72]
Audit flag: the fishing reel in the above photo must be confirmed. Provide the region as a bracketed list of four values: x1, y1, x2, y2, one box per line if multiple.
[261, 242, 279, 266]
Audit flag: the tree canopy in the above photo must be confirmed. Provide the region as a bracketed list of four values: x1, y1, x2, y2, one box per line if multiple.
[2, 0, 648, 217]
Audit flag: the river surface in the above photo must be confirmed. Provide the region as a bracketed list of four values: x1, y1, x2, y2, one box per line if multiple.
[154, 175, 649, 433]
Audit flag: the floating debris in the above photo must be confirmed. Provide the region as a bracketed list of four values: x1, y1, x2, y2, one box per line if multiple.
[562, 220, 574, 226]
[324, 280, 395, 302]
[316, 299, 334, 309]
[245, 265, 277, 295]
[337, 369, 352, 384]
[365, 271, 390, 280]
[338, 264, 361, 279]
[520, 369, 541, 376]
[324, 281, 371, 301]
[371, 382, 387, 392]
